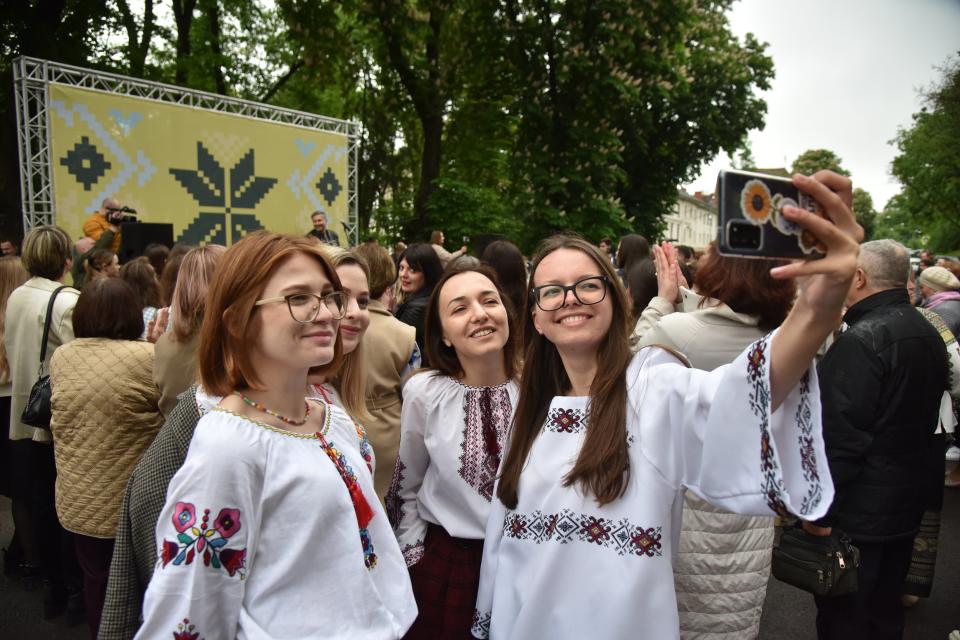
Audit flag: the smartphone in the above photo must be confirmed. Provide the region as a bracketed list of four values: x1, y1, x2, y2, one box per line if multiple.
[715, 169, 827, 259]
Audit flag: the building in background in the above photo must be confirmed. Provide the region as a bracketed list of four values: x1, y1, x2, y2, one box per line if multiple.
[663, 190, 717, 250]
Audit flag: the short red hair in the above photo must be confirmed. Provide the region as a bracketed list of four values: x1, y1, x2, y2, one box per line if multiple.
[198, 232, 343, 396]
[693, 245, 795, 330]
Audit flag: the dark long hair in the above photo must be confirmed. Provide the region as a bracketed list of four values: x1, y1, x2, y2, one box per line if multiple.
[422, 263, 518, 381]
[480, 240, 527, 322]
[400, 242, 443, 296]
[497, 235, 634, 509]
[616, 234, 650, 272]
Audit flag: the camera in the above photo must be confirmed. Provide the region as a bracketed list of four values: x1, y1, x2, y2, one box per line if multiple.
[106, 206, 138, 223]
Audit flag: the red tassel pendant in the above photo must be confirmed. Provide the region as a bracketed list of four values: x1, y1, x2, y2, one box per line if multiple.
[348, 481, 375, 528]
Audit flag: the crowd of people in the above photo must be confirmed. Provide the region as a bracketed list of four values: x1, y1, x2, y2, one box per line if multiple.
[0, 172, 956, 640]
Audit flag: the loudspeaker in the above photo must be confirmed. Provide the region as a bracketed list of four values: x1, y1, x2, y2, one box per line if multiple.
[119, 222, 174, 263]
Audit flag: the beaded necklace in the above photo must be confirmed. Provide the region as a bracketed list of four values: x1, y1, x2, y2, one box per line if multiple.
[235, 392, 310, 426]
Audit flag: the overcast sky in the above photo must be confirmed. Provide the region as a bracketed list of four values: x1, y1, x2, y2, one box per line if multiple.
[684, 0, 960, 210]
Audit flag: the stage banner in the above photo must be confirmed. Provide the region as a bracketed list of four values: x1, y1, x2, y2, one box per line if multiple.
[48, 83, 349, 246]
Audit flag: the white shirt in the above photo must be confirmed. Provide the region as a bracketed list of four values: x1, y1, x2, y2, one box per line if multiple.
[386, 373, 518, 565]
[472, 336, 833, 639]
[137, 401, 416, 640]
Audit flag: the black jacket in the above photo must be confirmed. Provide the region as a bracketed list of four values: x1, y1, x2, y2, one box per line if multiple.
[395, 289, 430, 364]
[815, 288, 947, 541]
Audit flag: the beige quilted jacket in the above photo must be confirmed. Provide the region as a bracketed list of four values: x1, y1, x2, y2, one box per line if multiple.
[50, 338, 164, 538]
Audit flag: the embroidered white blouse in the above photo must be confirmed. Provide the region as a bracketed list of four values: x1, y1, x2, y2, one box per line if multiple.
[472, 336, 833, 639]
[385, 373, 518, 565]
[136, 400, 416, 640]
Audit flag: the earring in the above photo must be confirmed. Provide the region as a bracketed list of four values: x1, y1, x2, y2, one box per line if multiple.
[443, 338, 452, 347]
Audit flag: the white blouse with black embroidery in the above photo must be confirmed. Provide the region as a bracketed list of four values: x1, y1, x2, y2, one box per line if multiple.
[472, 335, 833, 640]
[385, 372, 519, 566]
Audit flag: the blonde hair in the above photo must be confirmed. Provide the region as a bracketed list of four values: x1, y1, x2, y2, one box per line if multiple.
[321, 246, 372, 424]
[171, 245, 226, 342]
[21, 225, 71, 280]
[0, 256, 29, 382]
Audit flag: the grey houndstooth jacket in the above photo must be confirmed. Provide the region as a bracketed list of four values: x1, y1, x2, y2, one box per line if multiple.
[98, 386, 201, 640]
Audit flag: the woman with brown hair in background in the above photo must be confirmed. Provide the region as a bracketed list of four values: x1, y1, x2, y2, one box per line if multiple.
[119, 257, 164, 339]
[83, 249, 119, 284]
[49, 278, 163, 637]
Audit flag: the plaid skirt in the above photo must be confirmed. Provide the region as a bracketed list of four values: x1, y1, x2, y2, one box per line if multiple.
[404, 523, 484, 640]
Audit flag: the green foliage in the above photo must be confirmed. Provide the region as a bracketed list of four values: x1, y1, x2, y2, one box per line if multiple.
[790, 148, 850, 177]
[425, 178, 519, 246]
[0, 0, 774, 253]
[887, 54, 960, 252]
[851, 187, 877, 240]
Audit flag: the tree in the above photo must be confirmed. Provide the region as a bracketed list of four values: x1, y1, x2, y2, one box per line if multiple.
[888, 54, 960, 252]
[851, 187, 876, 241]
[497, 0, 774, 248]
[115, 0, 157, 77]
[790, 148, 850, 177]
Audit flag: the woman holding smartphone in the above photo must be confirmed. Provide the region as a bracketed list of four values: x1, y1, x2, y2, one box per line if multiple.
[472, 173, 861, 639]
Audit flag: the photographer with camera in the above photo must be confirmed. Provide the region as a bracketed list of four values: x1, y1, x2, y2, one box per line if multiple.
[82, 198, 136, 255]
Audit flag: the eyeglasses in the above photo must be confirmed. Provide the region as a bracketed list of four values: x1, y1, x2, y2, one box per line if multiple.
[531, 275, 609, 311]
[254, 291, 348, 323]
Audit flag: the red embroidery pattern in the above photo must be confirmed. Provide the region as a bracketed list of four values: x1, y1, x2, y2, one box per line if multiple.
[546, 407, 587, 433]
[173, 617, 203, 640]
[502, 508, 662, 558]
[746, 337, 788, 516]
[160, 503, 246, 579]
[795, 371, 823, 516]
[458, 386, 512, 500]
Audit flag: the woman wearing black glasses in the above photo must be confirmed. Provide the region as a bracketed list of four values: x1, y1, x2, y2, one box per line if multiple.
[135, 233, 415, 639]
[472, 173, 861, 639]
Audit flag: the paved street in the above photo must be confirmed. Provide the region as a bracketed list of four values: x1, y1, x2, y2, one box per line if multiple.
[1, 473, 958, 639]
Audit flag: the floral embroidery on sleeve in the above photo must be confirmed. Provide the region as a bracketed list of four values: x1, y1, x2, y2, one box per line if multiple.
[174, 617, 204, 640]
[746, 337, 788, 516]
[159, 502, 247, 579]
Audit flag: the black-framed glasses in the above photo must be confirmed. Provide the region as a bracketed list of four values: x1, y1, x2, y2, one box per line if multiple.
[254, 291, 348, 323]
[531, 275, 609, 311]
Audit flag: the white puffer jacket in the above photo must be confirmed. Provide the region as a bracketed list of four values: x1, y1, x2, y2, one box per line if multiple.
[673, 494, 773, 639]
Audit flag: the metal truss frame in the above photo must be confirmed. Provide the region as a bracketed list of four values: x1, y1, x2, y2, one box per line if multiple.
[13, 56, 360, 244]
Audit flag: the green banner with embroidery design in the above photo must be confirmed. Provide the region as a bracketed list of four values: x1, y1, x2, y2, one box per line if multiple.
[49, 83, 349, 247]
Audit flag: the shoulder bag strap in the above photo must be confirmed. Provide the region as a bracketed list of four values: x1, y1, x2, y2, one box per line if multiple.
[37, 285, 70, 375]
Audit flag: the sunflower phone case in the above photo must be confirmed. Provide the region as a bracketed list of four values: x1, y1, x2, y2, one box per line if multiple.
[716, 169, 827, 260]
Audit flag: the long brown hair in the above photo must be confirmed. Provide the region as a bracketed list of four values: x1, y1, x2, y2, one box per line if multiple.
[497, 235, 634, 509]
[422, 263, 519, 381]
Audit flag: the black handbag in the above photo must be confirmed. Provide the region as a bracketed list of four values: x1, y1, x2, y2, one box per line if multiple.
[772, 523, 861, 597]
[20, 285, 70, 430]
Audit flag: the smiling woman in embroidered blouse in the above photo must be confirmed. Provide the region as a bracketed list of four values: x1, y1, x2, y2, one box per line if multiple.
[135, 232, 416, 639]
[472, 172, 862, 639]
[386, 263, 519, 639]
